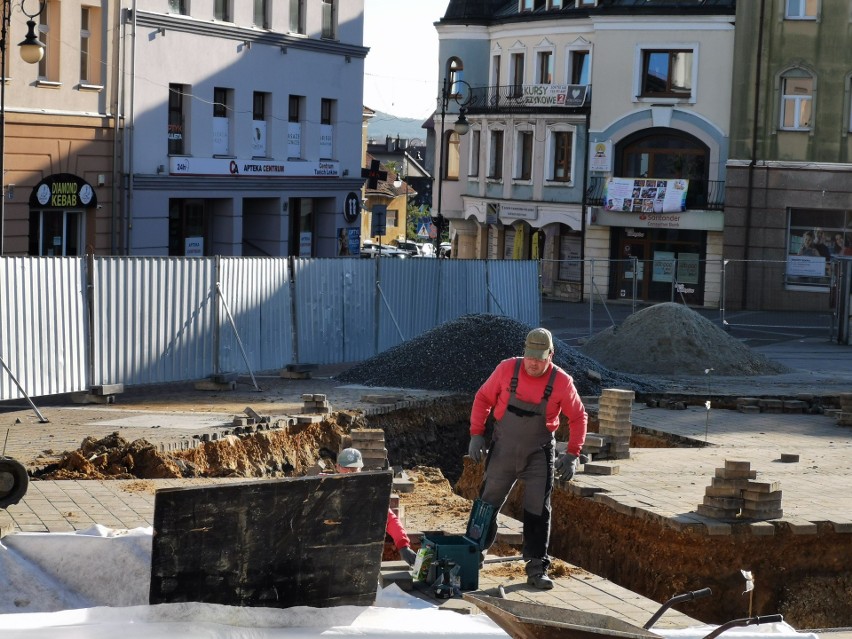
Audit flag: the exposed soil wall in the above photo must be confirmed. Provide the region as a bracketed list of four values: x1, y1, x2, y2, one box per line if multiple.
[456, 462, 852, 629]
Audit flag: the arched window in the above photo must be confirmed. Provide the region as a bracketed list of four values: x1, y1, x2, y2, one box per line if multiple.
[447, 57, 464, 97]
[780, 68, 813, 131]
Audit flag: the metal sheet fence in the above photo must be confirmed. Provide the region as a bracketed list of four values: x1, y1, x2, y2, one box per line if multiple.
[0, 257, 88, 399]
[0, 255, 540, 401]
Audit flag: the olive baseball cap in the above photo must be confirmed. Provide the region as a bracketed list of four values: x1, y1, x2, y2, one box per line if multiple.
[337, 447, 364, 468]
[524, 328, 554, 360]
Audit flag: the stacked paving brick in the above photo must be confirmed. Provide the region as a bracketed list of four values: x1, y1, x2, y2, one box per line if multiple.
[698, 459, 783, 520]
[838, 393, 852, 427]
[597, 389, 634, 460]
[349, 428, 388, 470]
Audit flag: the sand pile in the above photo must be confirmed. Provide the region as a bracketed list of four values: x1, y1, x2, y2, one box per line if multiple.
[579, 303, 789, 376]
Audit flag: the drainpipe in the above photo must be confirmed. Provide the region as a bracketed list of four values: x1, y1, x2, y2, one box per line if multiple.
[580, 96, 591, 301]
[742, 0, 766, 309]
[110, 2, 125, 254]
[123, 0, 138, 255]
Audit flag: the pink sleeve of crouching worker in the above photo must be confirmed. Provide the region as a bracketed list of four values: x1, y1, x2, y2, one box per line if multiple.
[386, 508, 410, 549]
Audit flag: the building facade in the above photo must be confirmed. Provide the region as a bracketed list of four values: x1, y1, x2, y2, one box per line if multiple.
[5, 0, 117, 256]
[123, 0, 367, 257]
[725, 0, 852, 312]
[435, 0, 735, 304]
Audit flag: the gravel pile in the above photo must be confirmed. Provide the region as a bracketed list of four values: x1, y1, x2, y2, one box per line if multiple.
[335, 313, 660, 397]
[579, 302, 789, 376]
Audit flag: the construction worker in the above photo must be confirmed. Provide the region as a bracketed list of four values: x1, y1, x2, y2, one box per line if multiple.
[336, 447, 417, 566]
[467, 327, 588, 590]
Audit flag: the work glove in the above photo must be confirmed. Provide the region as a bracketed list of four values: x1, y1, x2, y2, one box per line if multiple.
[555, 452, 579, 481]
[400, 546, 417, 567]
[468, 435, 486, 463]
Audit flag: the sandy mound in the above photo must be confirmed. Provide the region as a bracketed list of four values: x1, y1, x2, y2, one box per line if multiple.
[335, 313, 659, 397]
[579, 303, 789, 376]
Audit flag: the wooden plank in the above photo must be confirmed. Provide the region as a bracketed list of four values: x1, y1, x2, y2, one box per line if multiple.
[150, 471, 392, 608]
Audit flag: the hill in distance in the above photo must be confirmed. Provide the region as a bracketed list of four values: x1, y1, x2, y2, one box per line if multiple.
[367, 109, 431, 143]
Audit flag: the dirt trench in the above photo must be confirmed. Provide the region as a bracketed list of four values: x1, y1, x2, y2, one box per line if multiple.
[32, 399, 852, 629]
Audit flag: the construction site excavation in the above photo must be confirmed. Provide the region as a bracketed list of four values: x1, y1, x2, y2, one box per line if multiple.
[4, 307, 852, 630]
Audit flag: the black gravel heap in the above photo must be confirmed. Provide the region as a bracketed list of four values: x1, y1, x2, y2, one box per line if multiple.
[334, 313, 660, 397]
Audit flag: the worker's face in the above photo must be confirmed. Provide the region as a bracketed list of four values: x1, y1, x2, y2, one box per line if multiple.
[336, 466, 361, 474]
[523, 353, 552, 377]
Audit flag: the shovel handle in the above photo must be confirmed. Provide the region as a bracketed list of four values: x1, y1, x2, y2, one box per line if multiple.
[644, 588, 713, 629]
[700, 614, 784, 639]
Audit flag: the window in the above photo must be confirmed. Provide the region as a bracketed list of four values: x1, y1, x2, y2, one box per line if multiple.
[550, 131, 573, 182]
[321, 0, 336, 39]
[641, 50, 693, 98]
[447, 57, 464, 97]
[781, 72, 813, 130]
[168, 84, 187, 155]
[550, 0, 562, 7]
[37, 1, 59, 82]
[488, 130, 504, 179]
[80, 7, 91, 83]
[320, 98, 335, 158]
[168, 0, 187, 14]
[516, 130, 533, 180]
[469, 129, 481, 177]
[785, 0, 818, 19]
[213, 87, 232, 155]
[288, 95, 303, 158]
[491, 54, 501, 86]
[168, 200, 206, 257]
[28, 211, 81, 256]
[537, 51, 553, 84]
[510, 52, 525, 97]
[387, 209, 398, 227]
[290, 0, 305, 33]
[214, 0, 231, 21]
[520, 0, 546, 10]
[571, 51, 590, 85]
[252, 92, 269, 157]
[445, 132, 461, 180]
[254, 0, 269, 28]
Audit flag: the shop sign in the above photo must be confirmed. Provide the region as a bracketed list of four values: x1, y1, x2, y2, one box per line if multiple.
[589, 140, 612, 173]
[604, 178, 688, 214]
[169, 156, 339, 177]
[519, 84, 587, 107]
[30, 173, 97, 209]
[500, 203, 537, 221]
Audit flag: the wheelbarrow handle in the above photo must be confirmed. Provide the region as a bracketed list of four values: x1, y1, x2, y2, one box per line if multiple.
[643, 588, 713, 629]
[700, 614, 785, 639]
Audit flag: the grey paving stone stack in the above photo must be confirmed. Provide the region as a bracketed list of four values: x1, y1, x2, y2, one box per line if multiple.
[349, 428, 388, 470]
[698, 459, 783, 520]
[597, 389, 634, 460]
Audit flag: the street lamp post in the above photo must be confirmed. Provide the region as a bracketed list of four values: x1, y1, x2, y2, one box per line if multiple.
[0, 0, 46, 254]
[435, 77, 470, 257]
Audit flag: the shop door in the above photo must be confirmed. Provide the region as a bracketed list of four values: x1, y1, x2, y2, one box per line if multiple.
[615, 240, 647, 300]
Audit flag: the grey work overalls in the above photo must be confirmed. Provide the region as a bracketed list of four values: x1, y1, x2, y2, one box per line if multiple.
[479, 358, 558, 576]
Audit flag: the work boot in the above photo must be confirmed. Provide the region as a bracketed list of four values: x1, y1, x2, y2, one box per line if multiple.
[526, 573, 554, 590]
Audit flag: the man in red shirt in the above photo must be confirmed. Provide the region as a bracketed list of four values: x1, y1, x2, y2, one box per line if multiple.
[467, 327, 587, 589]
[336, 447, 417, 566]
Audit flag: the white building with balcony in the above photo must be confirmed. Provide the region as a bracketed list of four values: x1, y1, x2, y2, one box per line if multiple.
[434, 0, 734, 304]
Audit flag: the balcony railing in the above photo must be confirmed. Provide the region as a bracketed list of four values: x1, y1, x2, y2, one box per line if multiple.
[586, 176, 725, 211]
[463, 84, 591, 115]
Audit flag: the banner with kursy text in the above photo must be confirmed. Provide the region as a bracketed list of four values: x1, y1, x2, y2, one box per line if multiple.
[604, 178, 689, 214]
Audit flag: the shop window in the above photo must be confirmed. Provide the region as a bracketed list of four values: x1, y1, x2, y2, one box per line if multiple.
[786, 208, 846, 290]
[640, 50, 693, 98]
[28, 211, 81, 256]
[169, 200, 206, 256]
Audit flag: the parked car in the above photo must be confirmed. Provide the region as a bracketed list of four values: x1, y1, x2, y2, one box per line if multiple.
[438, 242, 452, 258]
[393, 240, 422, 257]
[360, 240, 408, 258]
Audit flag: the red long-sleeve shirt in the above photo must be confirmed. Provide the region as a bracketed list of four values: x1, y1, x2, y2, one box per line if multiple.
[471, 357, 588, 457]
[386, 508, 410, 549]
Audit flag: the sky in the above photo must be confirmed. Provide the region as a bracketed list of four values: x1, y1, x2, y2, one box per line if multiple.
[363, 0, 449, 120]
